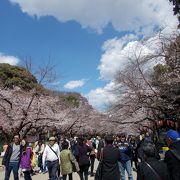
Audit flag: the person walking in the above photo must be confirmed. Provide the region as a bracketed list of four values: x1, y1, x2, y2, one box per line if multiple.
[36, 141, 45, 173]
[20, 139, 33, 180]
[75, 137, 91, 180]
[43, 137, 60, 180]
[129, 137, 138, 170]
[30, 142, 38, 176]
[2, 134, 22, 180]
[137, 142, 170, 180]
[118, 133, 133, 180]
[96, 136, 104, 161]
[88, 137, 96, 177]
[95, 134, 121, 180]
[60, 140, 75, 180]
[164, 129, 180, 180]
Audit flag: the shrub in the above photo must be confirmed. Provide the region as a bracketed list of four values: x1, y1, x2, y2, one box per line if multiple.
[0, 63, 38, 90]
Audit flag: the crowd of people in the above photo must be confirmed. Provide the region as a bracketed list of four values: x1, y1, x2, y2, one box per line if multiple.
[1, 129, 180, 180]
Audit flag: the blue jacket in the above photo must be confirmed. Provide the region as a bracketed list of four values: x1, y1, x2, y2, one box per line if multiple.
[118, 142, 132, 162]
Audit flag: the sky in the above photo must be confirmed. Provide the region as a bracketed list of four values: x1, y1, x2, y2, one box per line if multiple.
[0, 0, 178, 111]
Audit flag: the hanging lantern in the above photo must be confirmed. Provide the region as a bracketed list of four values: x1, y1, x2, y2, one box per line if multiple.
[170, 120, 175, 127]
[160, 120, 164, 127]
[175, 122, 179, 130]
[157, 120, 161, 127]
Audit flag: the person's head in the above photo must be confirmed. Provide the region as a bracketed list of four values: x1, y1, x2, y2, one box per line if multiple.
[105, 135, 114, 145]
[21, 139, 28, 152]
[165, 129, 180, 147]
[28, 143, 33, 147]
[142, 142, 156, 160]
[38, 141, 42, 146]
[21, 139, 26, 146]
[140, 132, 145, 140]
[97, 136, 101, 140]
[3, 142, 8, 145]
[74, 136, 78, 143]
[62, 140, 69, 150]
[77, 137, 84, 146]
[120, 133, 126, 143]
[13, 134, 21, 145]
[130, 137, 136, 144]
[115, 136, 120, 142]
[49, 137, 56, 146]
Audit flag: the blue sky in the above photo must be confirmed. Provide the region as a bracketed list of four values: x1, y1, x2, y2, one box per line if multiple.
[0, 0, 177, 110]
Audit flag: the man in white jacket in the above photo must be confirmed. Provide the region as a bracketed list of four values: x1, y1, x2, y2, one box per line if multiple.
[43, 137, 60, 180]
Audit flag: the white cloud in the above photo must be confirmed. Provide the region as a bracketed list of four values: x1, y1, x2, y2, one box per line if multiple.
[98, 26, 177, 80]
[0, 53, 20, 65]
[64, 79, 86, 89]
[9, 0, 177, 35]
[85, 81, 117, 110]
[88, 26, 177, 109]
[98, 34, 138, 80]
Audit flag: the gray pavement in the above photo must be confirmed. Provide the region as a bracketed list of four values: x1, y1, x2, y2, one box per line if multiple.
[0, 160, 137, 180]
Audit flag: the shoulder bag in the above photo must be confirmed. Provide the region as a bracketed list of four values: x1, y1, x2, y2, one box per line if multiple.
[145, 162, 162, 180]
[48, 145, 59, 160]
[170, 148, 180, 161]
[48, 145, 60, 171]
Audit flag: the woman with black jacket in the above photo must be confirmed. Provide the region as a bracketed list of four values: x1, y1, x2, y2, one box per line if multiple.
[75, 137, 92, 180]
[96, 135, 121, 180]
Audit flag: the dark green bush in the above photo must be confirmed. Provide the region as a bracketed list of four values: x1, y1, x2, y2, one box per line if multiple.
[59, 95, 80, 107]
[0, 63, 38, 90]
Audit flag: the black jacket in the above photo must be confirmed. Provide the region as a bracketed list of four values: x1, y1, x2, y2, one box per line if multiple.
[164, 140, 180, 180]
[2, 143, 22, 167]
[75, 144, 91, 166]
[101, 145, 120, 180]
[137, 157, 170, 180]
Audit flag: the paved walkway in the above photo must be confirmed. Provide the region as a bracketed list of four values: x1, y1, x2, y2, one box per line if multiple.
[0, 160, 137, 180]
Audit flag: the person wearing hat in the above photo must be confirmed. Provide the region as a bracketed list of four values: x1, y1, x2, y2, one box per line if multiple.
[42, 137, 60, 180]
[164, 129, 180, 180]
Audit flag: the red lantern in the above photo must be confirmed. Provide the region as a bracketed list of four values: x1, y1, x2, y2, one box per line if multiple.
[175, 122, 179, 130]
[170, 121, 175, 127]
[157, 120, 161, 127]
[160, 120, 164, 127]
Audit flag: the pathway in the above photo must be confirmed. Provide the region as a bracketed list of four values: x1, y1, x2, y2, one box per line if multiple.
[0, 160, 137, 180]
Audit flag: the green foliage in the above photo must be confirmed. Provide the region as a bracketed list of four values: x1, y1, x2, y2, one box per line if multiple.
[153, 64, 169, 74]
[0, 63, 38, 90]
[152, 64, 171, 86]
[59, 95, 80, 108]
